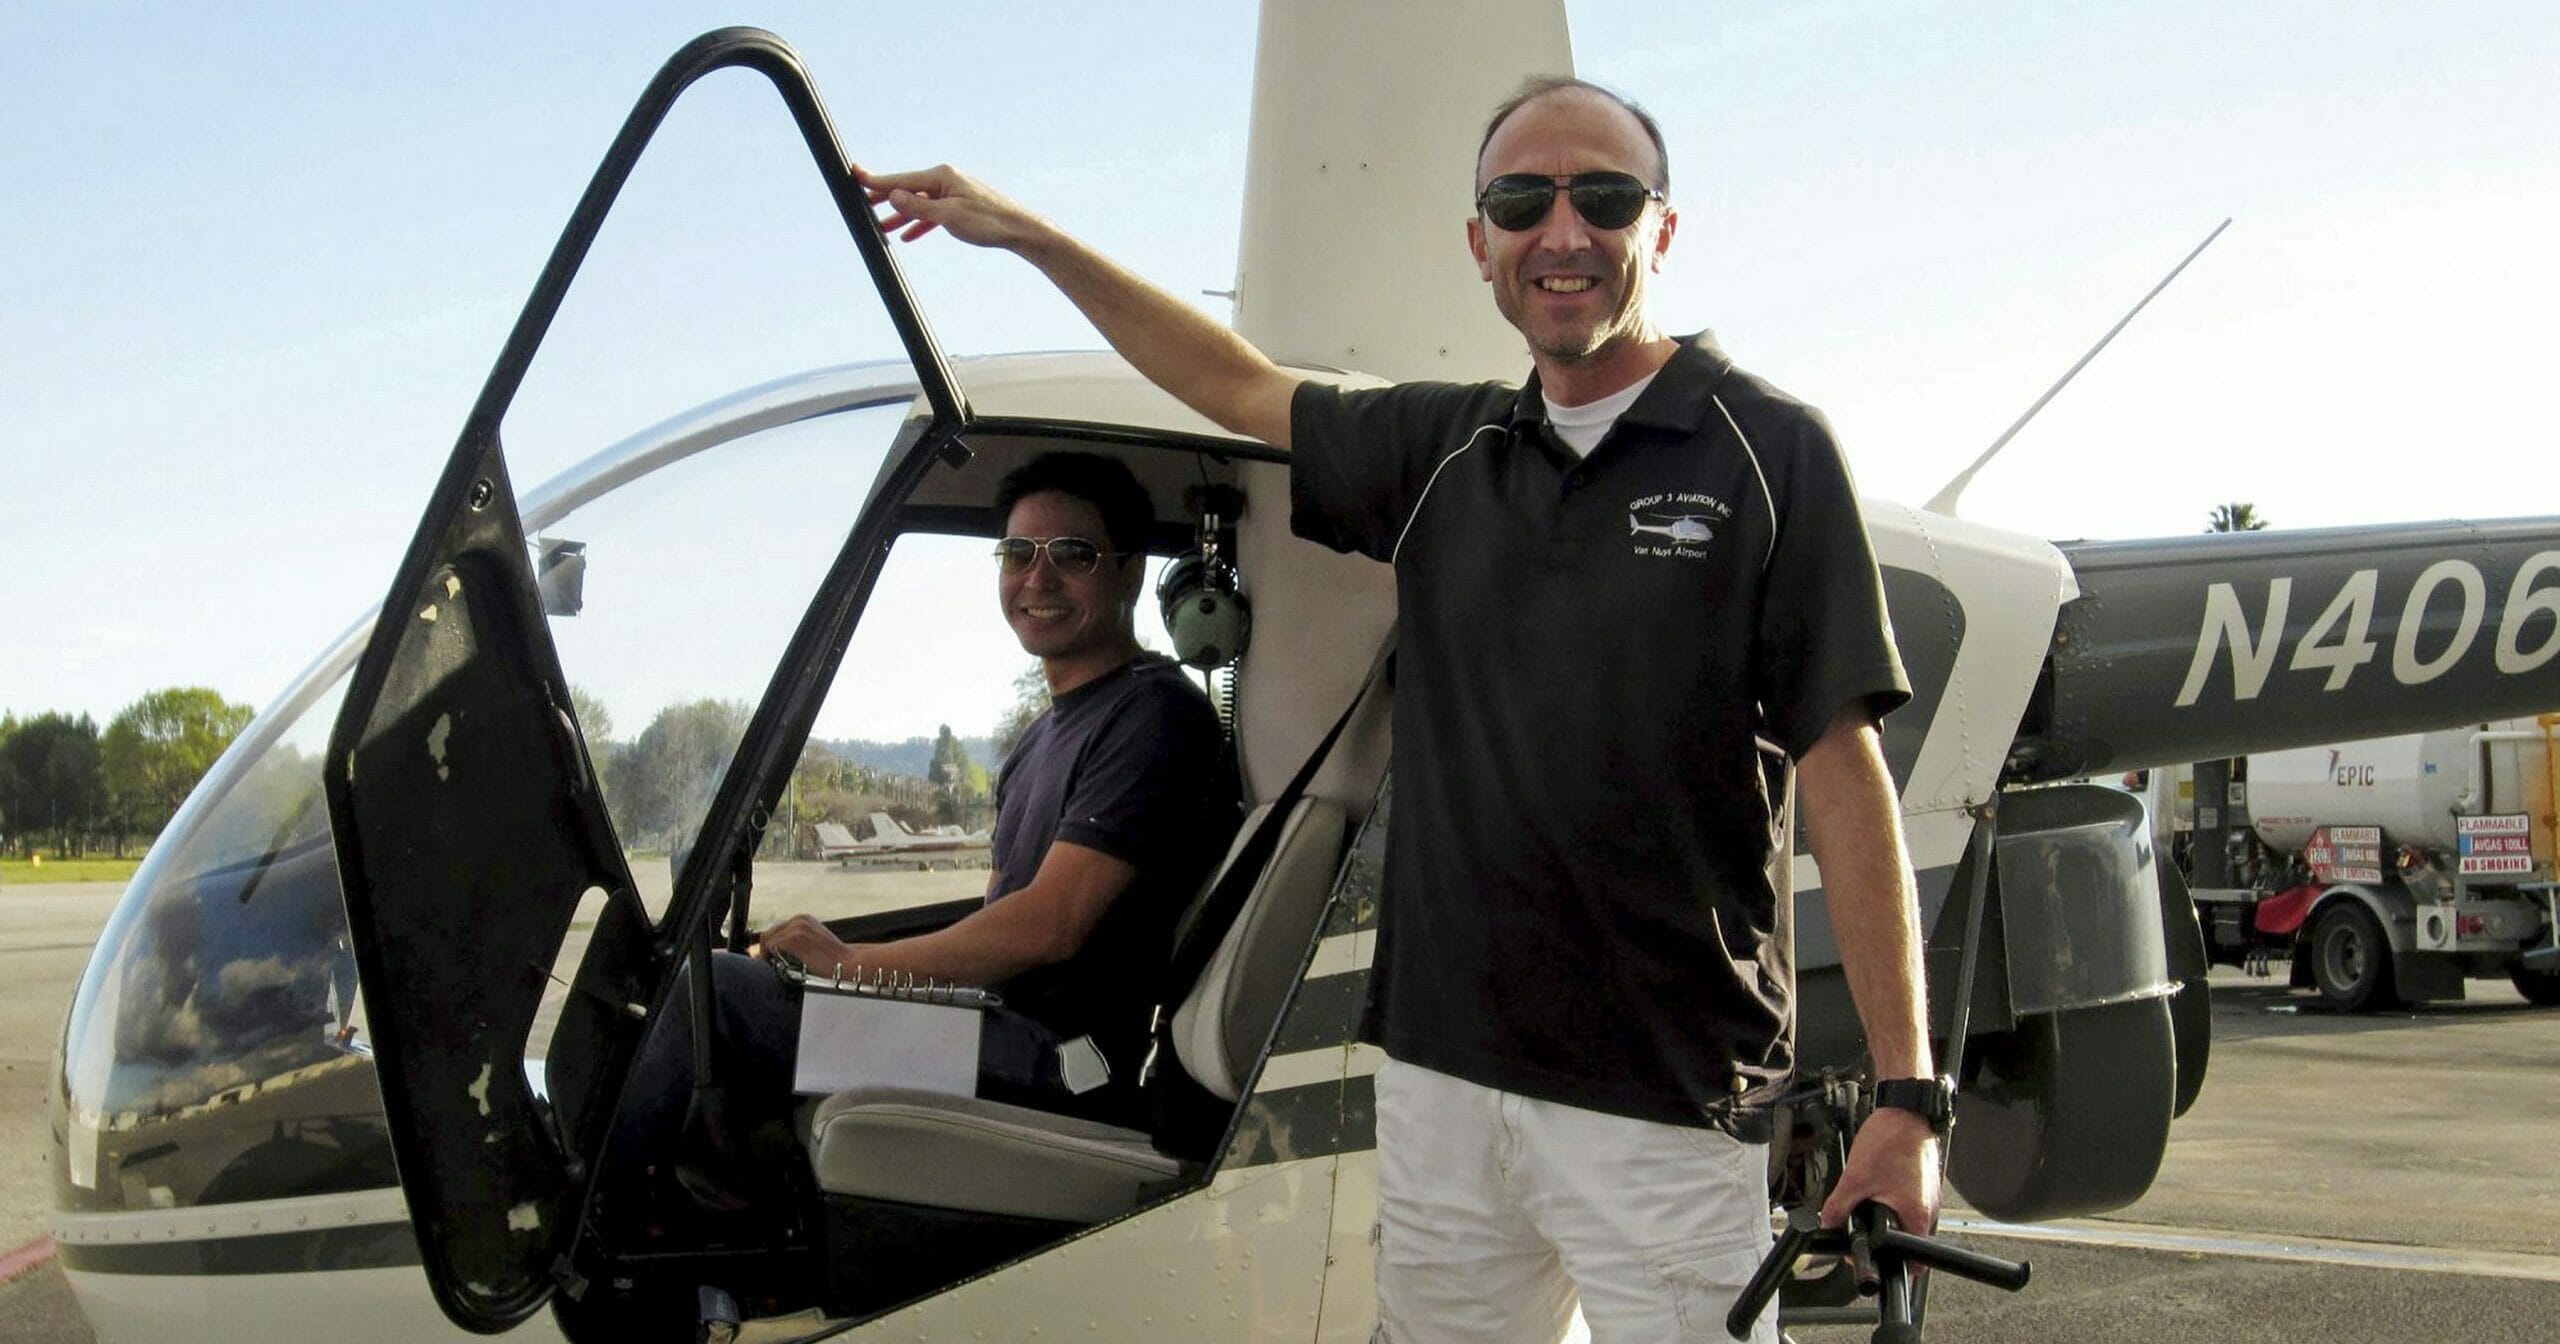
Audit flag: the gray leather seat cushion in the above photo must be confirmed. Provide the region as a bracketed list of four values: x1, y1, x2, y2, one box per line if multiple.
[801, 797, 1348, 1221]
[802, 1088, 1183, 1223]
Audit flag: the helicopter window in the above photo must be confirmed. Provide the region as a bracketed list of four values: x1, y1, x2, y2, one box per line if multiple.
[532, 403, 911, 921]
[526, 884, 616, 1072]
[751, 528, 1179, 930]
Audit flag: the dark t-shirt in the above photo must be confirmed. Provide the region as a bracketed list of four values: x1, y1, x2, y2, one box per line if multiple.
[1289, 331, 1909, 1134]
[981, 654, 1237, 1121]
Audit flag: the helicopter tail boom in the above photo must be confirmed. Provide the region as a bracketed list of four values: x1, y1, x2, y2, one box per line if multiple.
[2009, 516, 2560, 781]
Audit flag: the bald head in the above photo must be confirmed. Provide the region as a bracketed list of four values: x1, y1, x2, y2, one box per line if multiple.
[1476, 78, 1669, 193]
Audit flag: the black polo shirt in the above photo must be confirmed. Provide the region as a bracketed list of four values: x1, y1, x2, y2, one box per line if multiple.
[1289, 331, 1909, 1133]
[984, 654, 1236, 1122]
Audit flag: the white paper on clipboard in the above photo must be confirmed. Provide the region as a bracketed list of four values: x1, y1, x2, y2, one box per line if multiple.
[793, 991, 983, 1096]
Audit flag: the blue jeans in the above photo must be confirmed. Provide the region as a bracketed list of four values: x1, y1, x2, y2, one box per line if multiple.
[603, 951, 805, 1204]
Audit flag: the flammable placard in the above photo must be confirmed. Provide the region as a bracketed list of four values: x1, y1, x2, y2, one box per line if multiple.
[2305, 824, 2386, 882]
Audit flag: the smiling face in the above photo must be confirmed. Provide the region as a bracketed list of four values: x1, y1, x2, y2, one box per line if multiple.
[999, 489, 1143, 693]
[1468, 88, 1678, 394]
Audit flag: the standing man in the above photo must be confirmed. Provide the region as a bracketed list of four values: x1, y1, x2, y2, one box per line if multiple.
[864, 77, 1939, 1343]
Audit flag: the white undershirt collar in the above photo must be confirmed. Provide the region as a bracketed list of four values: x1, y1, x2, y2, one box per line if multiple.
[1542, 369, 1659, 458]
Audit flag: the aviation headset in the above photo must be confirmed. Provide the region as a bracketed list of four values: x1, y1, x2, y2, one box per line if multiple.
[1156, 485, 1251, 669]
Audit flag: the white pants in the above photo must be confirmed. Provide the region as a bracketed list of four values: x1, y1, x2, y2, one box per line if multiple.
[1373, 1057, 1777, 1344]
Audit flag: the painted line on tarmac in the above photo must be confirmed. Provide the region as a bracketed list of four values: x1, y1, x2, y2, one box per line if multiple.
[0, 1236, 56, 1287]
[1947, 1216, 2560, 1283]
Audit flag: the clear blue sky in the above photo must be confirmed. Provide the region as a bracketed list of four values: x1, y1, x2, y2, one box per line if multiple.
[5, 0, 2555, 732]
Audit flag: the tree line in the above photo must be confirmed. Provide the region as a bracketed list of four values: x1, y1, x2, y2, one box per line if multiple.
[584, 696, 995, 859]
[0, 678, 1017, 866]
[0, 687, 254, 858]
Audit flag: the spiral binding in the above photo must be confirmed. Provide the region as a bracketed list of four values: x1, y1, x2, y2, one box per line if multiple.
[774, 954, 1002, 1009]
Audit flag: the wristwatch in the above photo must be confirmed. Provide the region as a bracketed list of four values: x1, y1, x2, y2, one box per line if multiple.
[1871, 1076, 1956, 1136]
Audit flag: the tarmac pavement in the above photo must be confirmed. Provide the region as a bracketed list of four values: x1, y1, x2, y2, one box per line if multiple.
[0, 884, 117, 1255]
[1910, 1236, 2560, 1343]
[1879, 967, 2560, 1341]
[1, 881, 116, 1344]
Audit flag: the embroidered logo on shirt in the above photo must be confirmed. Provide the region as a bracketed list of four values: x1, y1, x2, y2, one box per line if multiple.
[1627, 492, 1732, 559]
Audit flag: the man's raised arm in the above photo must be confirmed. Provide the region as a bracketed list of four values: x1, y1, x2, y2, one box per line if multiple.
[862, 165, 1302, 449]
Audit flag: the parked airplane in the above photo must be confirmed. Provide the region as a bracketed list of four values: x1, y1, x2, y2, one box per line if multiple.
[45, 5, 2560, 1342]
[814, 813, 991, 864]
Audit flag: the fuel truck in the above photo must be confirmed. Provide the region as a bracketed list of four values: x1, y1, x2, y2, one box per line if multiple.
[2150, 715, 2560, 1009]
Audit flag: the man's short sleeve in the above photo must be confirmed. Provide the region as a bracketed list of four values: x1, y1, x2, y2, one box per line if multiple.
[1290, 380, 1502, 562]
[1754, 410, 1912, 758]
[1052, 680, 1224, 862]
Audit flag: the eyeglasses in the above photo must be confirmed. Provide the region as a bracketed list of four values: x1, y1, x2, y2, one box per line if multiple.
[1474, 172, 1664, 233]
[993, 535, 1113, 575]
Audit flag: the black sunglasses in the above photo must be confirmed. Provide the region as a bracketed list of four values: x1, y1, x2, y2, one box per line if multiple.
[1475, 171, 1664, 233]
[993, 535, 1114, 575]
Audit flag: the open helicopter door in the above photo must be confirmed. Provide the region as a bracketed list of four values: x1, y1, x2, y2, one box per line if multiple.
[323, 30, 968, 1333]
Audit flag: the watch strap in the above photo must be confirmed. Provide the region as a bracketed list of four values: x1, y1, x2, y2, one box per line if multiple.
[1872, 1075, 1955, 1134]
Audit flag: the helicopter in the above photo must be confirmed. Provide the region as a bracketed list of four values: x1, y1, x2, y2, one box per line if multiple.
[1626, 512, 1720, 544]
[45, 4, 2560, 1342]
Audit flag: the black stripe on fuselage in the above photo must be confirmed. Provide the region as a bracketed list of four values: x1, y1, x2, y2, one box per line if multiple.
[1228, 1071, 1377, 1168]
[1268, 970, 1368, 1055]
[53, 1218, 421, 1277]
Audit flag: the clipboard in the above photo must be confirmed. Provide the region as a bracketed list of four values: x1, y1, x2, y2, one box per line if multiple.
[782, 962, 1001, 1097]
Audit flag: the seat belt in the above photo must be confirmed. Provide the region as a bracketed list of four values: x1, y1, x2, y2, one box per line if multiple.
[1141, 626, 1396, 1084]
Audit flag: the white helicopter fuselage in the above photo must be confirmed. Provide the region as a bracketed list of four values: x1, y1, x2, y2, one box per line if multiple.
[49, 340, 2072, 1340]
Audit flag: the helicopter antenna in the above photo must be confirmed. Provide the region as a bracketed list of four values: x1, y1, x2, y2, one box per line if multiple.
[1924, 217, 2231, 516]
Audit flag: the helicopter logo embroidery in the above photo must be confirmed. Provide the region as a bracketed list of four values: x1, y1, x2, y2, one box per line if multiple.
[1628, 492, 1731, 558]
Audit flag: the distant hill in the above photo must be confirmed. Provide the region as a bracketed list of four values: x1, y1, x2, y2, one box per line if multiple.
[816, 735, 997, 781]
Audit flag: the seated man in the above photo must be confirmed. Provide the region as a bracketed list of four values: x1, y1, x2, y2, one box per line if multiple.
[614, 452, 1237, 1208]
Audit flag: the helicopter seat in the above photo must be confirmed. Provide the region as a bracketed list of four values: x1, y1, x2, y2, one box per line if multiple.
[801, 796, 1349, 1223]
